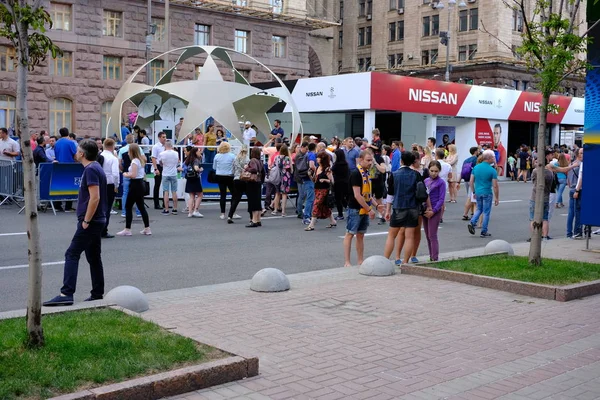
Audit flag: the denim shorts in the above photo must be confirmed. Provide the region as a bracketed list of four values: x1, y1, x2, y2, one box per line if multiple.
[162, 175, 178, 192]
[346, 208, 370, 235]
[529, 200, 549, 221]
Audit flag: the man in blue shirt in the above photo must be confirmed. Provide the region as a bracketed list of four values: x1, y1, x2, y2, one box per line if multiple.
[390, 141, 403, 172]
[343, 137, 360, 171]
[302, 142, 318, 224]
[270, 119, 284, 142]
[54, 127, 78, 212]
[468, 150, 499, 238]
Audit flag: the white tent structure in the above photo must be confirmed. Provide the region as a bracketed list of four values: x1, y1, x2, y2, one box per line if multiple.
[107, 45, 303, 142]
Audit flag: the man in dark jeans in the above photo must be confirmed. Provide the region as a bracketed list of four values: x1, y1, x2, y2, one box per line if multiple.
[43, 139, 107, 306]
[151, 132, 167, 209]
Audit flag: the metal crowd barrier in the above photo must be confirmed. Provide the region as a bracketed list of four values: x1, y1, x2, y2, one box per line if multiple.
[0, 160, 24, 207]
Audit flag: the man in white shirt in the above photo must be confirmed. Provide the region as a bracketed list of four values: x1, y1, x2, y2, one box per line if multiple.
[159, 140, 181, 215]
[100, 138, 120, 238]
[45, 136, 56, 161]
[151, 132, 167, 209]
[0, 127, 20, 161]
[435, 148, 452, 183]
[242, 121, 256, 146]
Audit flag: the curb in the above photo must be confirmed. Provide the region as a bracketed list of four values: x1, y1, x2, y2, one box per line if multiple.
[48, 355, 259, 400]
[400, 264, 600, 302]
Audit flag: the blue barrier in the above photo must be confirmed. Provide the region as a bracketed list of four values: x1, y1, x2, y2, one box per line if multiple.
[39, 162, 84, 201]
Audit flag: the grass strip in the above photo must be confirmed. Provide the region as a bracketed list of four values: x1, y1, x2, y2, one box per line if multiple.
[0, 308, 224, 399]
[429, 254, 600, 285]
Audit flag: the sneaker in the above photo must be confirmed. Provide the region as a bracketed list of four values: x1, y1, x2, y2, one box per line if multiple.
[64, 208, 76, 213]
[593, 229, 600, 235]
[43, 294, 74, 307]
[467, 223, 475, 235]
[140, 228, 152, 235]
[335, 215, 345, 221]
[220, 214, 225, 220]
[84, 295, 103, 302]
[188, 213, 193, 218]
[545, 236, 552, 240]
[161, 210, 170, 215]
[303, 218, 311, 225]
[271, 210, 278, 216]
[378, 217, 386, 225]
[395, 259, 402, 266]
[232, 214, 242, 219]
[480, 232, 492, 238]
[297, 214, 303, 219]
[120, 213, 126, 218]
[573, 233, 583, 240]
[440, 219, 444, 224]
[227, 218, 234, 224]
[410, 257, 419, 263]
[110, 210, 118, 215]
[116, 229, 132, 236]
[526, 238, 531, 242]
[136, 213, 142, 218]
[171, 209, 178, 215]
[192, 211, 203, 218]
[101, 233, 115, 239]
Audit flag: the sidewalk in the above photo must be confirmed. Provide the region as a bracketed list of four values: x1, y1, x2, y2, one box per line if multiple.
[141, 238, 600, 400]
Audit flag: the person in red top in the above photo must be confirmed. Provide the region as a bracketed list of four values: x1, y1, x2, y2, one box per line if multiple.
[493, 124, 507, 177]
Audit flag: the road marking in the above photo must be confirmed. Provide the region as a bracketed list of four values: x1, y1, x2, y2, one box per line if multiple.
[560, 214, 568, 216]
[261, 215, 298, 220]
[499, 200, 523, 203]
[0, 232, 26, 237]
[0, 261, 63, 271]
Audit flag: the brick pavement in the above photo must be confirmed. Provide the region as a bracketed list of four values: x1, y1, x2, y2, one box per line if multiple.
[141, 239, 600, 400]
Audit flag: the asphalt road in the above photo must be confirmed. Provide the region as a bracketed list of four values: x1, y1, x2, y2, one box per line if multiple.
[0, 181, 573, 312]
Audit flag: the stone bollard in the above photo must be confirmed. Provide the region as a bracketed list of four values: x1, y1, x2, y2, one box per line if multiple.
[250, 268, 290, 292]
[104, 285, 149, 313]
[484, 240, 515, 256]
[359, 255, 396, 276]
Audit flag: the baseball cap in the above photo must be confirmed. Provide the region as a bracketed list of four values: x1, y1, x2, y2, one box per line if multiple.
[245, 121, 251, 125]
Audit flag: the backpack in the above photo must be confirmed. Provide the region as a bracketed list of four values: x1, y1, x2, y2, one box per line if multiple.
[267, 156, 283, 185]
[460, 159, 475, 182]
[416, 180, 428, 203]
[295, 152, 309, 179]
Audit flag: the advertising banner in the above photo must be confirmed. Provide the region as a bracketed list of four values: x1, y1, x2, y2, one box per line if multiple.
[436, 126, 456, 147]
[39, 163, 84, 201]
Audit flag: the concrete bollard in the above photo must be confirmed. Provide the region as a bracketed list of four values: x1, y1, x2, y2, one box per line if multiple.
[250, 268, 290, 292]
[105, 285, 149, 313]
[484, 240, 515, 256]
[359, 255, 396, 276]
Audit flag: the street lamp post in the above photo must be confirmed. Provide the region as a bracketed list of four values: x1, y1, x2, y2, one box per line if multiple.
[436, 0, 467, 82]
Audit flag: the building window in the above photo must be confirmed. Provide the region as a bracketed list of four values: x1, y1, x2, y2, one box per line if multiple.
[432, 14, 439, 36]
[459, 10, 468, 32]
[0, 95, 16, 131]
[421, 49, 429, 65]
[397, 53, 403, 65]
[365, 57, 371, 70]
[275, 73, 286, 81]
[150, 60, 164, 85]
[398, 0, 404, 7]
[272, 36, 286, 58]
[468, 44, 477, 60]
[430, 49, 438, 63]
[469, 8, 478, 30]
[233, 0, 247, 5]
[388, 54, 395, 68]
[50, 3, 72, 31]
[103, 10, 122, 37]
[358, 27, 364, 46]
[101, 101, 112, 137]
[238, 69, 251, 81]
[152, 18, 165, 43]
[389, 0, 396, 10]
[513, 80, 520, 90]
[359, 0, 365, 16]
[389, 22, 396, 41]
[523, 81, 529, 91]
[397, 20, 404, 40]
[338, 30, 343, 48]
[270, 0, 283, 14]
[50, 51, 72, 77]
[513, 9, 523, 31]
[366, 26, 372, 45]
[102, 56, 122, 80]
[234, 30, 249, 53]
[49, 98, 72, 136]
[194, 24, 211, 46]
[458, 45, 467, 61]
[422, 16, 430, 36]
[0, 46, 16, 72]
[358, 58, 364, 72]
[339, 1, 344, 18]
[366, 0, 372, 15]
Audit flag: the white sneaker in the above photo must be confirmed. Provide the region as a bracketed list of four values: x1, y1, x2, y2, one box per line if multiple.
[220, 214, 225, 220]
[594, 229, 600, 235]
[110, 210, 118, 215]
[140, 228, 152, 235]
[188, 213, 193, 218]
[192, 211, 203, 218]
[232, 214, 242, 219]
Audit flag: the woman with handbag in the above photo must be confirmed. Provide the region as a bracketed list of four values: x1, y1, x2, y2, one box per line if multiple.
[213, 141, 236, 220]
[184, 147, 204, 218]
[117, 144, 151, 236]
[243, 147, 264, 228]
[304, 151, 337, 231]
[227, 145, 248, 224]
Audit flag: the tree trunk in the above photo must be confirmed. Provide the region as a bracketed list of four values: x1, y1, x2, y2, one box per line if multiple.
[16, 17, 44, 347]
[528, 94, 550, 266]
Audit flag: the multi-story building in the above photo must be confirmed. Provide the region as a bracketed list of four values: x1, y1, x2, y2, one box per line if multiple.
[0, 0, 335, 137]
[317, 0, 586, 93]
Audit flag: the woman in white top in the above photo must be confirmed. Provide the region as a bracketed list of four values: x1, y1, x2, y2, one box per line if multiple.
[117, 143, 151, 236]
[213, 142, 236, 220]
[445, 144, 460, 203]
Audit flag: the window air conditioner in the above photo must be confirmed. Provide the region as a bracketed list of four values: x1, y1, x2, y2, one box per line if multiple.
[366, 14, 372, 20]
[398, 7, 404, 14]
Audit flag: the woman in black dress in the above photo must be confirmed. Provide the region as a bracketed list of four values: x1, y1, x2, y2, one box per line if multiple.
[517, 146, 530, 183]
[331, 148, 349, 220]
[184, 147, 204, 218]
[245, 147, 264, 228]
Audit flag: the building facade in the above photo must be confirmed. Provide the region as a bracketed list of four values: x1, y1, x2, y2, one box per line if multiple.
[0, 0, 334, 137]
[319, 0, 587, 91]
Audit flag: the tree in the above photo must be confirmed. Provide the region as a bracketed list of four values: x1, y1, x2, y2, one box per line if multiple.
[485, 0, 596, 266]
[0, 0, 61, 347]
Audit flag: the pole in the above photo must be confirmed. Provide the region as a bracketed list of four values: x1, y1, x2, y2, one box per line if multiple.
[445, 5, 451, 82]
[164, 0, 170, 70]
[146, 0, 152, 85]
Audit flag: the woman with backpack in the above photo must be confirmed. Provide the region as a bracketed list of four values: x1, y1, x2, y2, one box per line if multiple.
[304, 151, 337, 231]
[183, 147, 204, 218]
[423, 161, 446, 261]
[271, 144, 292, 217]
